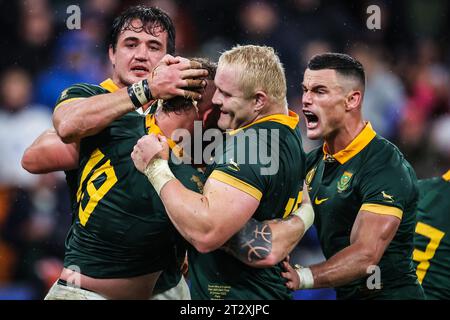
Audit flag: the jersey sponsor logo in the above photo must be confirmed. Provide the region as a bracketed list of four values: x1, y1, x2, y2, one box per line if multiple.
[381, 191, 395, 203]
[314, 196, 328, 205]
[337, 171, 353, 193]
[227, 158, 240, 172]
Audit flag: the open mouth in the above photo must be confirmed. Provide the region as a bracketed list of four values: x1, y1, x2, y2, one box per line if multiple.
[303, 110, 319, 128]
[131, 66, 149, 74]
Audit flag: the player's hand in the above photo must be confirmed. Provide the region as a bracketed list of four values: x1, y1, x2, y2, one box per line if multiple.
[148, 54, 208, 100]
[281, 260, 301, 290]
[131, 134, 169, 173]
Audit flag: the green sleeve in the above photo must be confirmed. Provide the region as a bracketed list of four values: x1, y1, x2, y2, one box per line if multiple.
[359, 158, 418, 219]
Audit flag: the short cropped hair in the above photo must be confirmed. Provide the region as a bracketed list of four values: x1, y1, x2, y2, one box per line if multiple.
[218, 45, 287, 105]
[307, 52, 365, 88]
[109, 5, 175, 54]
[162, 57, 217, 113]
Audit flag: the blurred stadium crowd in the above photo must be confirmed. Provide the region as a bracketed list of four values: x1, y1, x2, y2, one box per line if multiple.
[0, 0, 448, 299]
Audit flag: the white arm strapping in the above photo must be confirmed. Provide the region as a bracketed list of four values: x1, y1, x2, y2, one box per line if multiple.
[144, 158, 176, 195]
[292, 203, 314, 231]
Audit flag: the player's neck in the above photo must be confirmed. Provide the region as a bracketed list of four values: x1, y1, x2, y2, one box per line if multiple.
[253, 101, 288, 122]
[324, 118, 366, 155]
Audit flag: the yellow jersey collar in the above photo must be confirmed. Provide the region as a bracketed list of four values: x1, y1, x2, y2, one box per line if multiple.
[323, 122, 376, 164]
[145, 114, 183, 158]
[442, 169, 450, 182]
[100, 78, 120, 93]
[228, 110, 299, 135]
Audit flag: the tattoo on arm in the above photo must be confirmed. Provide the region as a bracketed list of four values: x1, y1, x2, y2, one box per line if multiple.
[222, 218, 276, 263]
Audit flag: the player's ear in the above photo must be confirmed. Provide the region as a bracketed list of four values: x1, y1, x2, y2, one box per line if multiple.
[109, 45, 116, 68]
[254, 90, 268, 113]
[345, 90, 362, 111]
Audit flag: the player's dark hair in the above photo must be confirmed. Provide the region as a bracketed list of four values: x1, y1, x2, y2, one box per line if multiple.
[162, 58, 217, 113]
[109, 6, 175, 54]
[308, 53, 365, 87]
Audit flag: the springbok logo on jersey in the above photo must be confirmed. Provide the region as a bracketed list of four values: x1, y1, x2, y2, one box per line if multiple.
[381, 191, 394, 203]
[337, 171, 353, 193]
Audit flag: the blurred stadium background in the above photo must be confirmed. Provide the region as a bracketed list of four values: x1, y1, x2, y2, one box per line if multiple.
[0, 0, 448, 299]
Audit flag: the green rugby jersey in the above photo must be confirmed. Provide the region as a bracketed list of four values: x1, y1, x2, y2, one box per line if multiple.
[306, 122, 424, 300]
[55, 79, 204, 285]
[189, 111, 306, 300]
[413, 170, 450, 300]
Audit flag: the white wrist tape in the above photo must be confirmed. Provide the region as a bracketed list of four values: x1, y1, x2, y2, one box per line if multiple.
[292, 203, 314, 231]
[144, 158, 175, 195]
[295, 266, 314, 289]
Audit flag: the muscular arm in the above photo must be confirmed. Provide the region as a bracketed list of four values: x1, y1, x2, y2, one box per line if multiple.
[284, 210, 400, 289]
[222, 215, 305, 268]
[223, 185, 311, 268]
[53, 55, 207, 143]
[21, 129, 79, 173]
[53, 88, 134, 143]
[160, 177, 259, 253]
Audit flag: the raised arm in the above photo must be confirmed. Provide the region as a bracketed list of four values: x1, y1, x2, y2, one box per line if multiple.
[54, 56, 207, 143]
[21, 128, 79, 174]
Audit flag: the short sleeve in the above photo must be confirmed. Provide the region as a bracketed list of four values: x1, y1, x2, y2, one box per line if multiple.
[359, 159, 417, 220]
[209, 132, 270, 201]
[54, 83, 102, 112]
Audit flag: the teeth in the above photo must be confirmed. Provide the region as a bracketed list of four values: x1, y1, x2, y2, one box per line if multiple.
[304, 111, 314, 116]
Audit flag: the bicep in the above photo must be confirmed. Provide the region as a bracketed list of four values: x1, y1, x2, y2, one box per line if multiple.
[350, 210, 401, 261]
[204, 177, 259, 241]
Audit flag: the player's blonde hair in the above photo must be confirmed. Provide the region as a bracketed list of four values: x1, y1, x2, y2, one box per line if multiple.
[218, 45, 287, 105]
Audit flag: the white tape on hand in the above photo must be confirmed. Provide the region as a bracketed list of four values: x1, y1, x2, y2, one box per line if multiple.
[144, 158, 175, 195]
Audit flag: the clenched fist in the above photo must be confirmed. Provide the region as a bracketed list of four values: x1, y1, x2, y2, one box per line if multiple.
[131, 134, 170, 173]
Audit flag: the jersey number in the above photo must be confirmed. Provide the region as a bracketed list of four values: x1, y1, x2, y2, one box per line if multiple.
[283, 191, 303, 218]
[76, 148, 118, 226]
[413, 222, 445, 284]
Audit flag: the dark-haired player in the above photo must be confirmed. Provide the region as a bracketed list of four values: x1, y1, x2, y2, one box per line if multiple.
[35, 5, 208, 299]
[282, 53, 424, 299]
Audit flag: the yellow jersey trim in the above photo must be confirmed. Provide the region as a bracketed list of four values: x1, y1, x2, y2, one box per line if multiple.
[145, 114, 183, 158]
[360, 203, 403, 220]
[442, 169, 450, 182]
[323, 122, 377, 164]
[100, 78, 119, 93]
[209, 170, 262, 201]
[228, 110, 299, 136]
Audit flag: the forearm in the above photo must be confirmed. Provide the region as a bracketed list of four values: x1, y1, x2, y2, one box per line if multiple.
[22, 129, 79, 173]
[224, 216, 304, 268]
[53, 88, 134, 142]
[309, 243, 376, 288]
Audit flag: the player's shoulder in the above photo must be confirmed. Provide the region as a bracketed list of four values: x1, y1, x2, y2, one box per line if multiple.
[364, 134, 414, 174]
[306, 146, 323, 169]
[60, 82, 109, 98]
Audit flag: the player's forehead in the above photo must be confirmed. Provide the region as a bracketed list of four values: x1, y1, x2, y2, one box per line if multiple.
[117, 18, 168, 44]
[215, 63, 242, 92]
[302, 68, 339, 88]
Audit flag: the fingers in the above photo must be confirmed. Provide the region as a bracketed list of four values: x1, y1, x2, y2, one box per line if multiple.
[178, 89, 202, 101]
[183, 79, 207, 89]
[160, 54, 177, 65]
[174, 56, 203, 70]
[180, 69, 208, 80]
